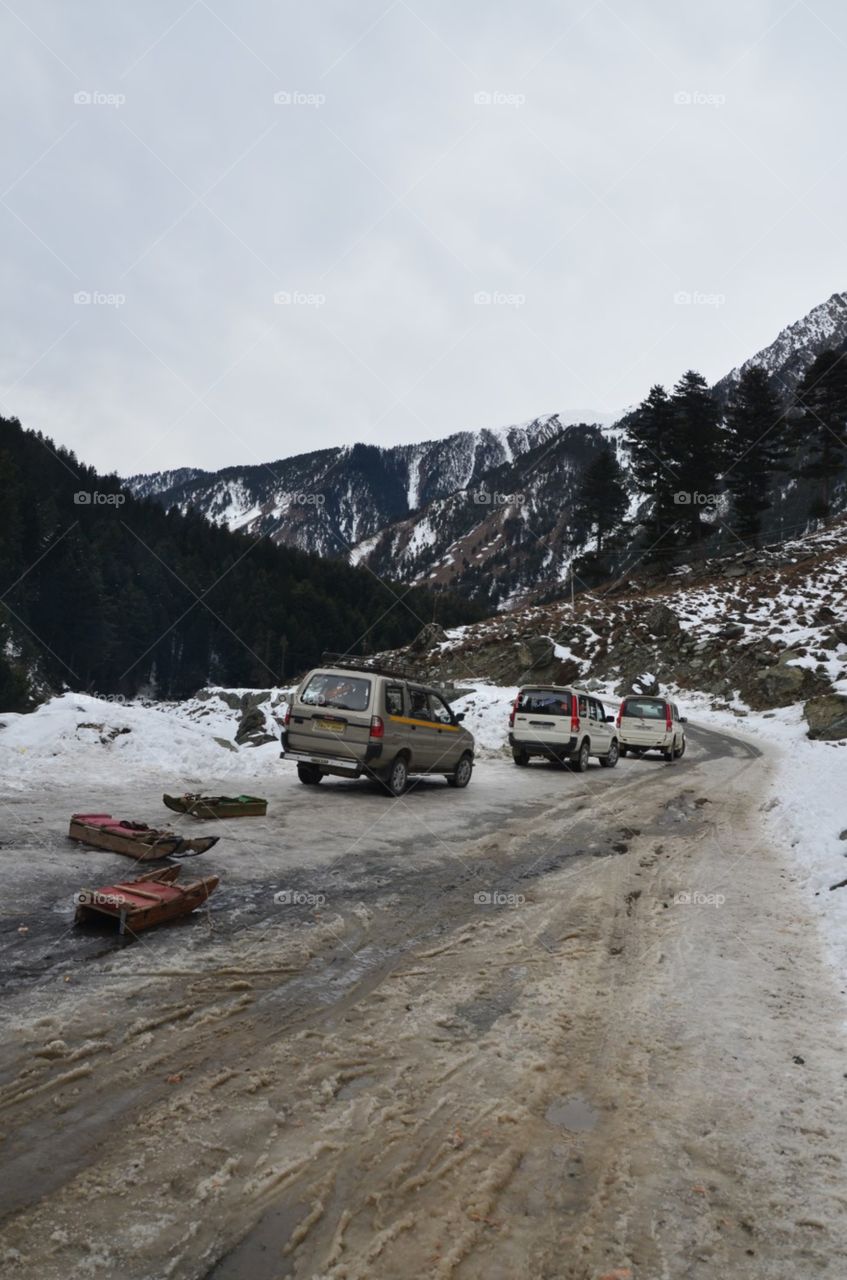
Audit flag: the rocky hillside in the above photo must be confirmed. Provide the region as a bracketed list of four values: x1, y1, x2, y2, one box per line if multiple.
[377, 517, 847, 738]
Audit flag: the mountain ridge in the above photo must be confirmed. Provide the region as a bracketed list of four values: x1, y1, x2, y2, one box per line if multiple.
[125, 290, 847, 607]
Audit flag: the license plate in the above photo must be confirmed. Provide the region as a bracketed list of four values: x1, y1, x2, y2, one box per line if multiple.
[316, 718, 344, 733]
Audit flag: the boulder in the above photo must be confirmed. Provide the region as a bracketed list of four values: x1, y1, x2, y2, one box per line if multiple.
[408, 623, 448, 653]
[749, 654, 829, 709]
[718, 621, 746, 639]
[630, 673, 660, 696]
[242, 689, 272, 709]
[196, 687, 243, 711]
[235, 705, 268, 744]
[516, 635, 555, 673]
[643, 602, 680, 637]
[804, 694, 847, 741]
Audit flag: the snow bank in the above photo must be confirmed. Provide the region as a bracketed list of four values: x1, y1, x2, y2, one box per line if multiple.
[0, 692, 284, 791]
[678, 695, 847, 984]
[451, 683, 517, 755]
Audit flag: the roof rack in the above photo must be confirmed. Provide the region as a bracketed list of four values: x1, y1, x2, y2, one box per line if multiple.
[319, 651, 421, 682]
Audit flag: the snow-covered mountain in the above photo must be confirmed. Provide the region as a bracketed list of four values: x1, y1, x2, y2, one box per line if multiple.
[126, 415, 617, 606]
[126, 289, 847, 606]
[715, 291, 847, 398]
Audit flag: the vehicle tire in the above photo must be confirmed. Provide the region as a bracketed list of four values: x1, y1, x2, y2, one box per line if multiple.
[675, 735, 686, 759]
[600, 739, 619, 768]
[382, 754, 409, 797]
[297, 763, 323, 786]
[570, 739, 590, 772]
[448, 753, 473, 788]
[512, 749, 529, 767]
[663, 742, 675, 763]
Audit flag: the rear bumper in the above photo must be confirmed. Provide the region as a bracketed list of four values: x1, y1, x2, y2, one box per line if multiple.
[509, 732, 577, 758]
[280, 732, 383, 776]
[619, 733, 672, 750]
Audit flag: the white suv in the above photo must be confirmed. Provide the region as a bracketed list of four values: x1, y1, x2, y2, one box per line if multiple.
[616, 695, 686, 762]
[508, 686, 619, 771]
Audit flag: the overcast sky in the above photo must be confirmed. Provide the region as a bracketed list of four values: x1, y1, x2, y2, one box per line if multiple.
[2, 0, 846, 476]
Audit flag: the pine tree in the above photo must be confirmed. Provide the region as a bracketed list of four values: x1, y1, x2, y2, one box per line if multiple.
[624, 384, 680, 553]
[575, 443, 628, 552]
[723, 366, 789, 544]
[670, 370, 723, 543]
[793, 349, 847, 517]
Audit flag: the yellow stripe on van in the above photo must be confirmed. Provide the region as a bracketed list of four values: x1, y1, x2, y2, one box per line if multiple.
[388, 714, 460, 731]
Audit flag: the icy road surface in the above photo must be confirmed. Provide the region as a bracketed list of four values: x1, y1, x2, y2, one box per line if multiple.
[2, 726, 847, 1279]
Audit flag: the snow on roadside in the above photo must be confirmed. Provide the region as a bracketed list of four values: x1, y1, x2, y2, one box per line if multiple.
[451, 683, 517, 754]
[677, 695, 847, 985]
[0, 692, 284, 791]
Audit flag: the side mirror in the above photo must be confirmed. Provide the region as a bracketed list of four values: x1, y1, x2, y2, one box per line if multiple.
[454, 712, 466, 723]
[605, 714, 615, 722]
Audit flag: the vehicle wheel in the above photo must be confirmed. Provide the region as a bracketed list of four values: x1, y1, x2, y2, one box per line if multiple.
[297, 763, 323, 786]
[675, 735, 686, 759]
[570, 739, 590, 772]
[512, 749, 529, 767]
[382, 754, 409, 797]
[448, 753, 473, 788]
[600, 740, 619, 768]
[663, 742, 675, 762]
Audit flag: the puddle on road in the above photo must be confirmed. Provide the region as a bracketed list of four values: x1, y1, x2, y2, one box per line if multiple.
[545, 1094, 598, 1132]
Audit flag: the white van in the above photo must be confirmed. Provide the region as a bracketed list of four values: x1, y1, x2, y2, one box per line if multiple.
[508, 685, 619, 771]
[616, 695, 686, 762]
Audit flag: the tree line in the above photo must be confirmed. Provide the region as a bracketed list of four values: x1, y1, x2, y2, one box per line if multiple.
[0, 417, 483, 711]
[573, 347, 847, 564]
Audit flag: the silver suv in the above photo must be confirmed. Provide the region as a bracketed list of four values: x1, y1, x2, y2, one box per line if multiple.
[281, 663, 475, 796]
[508, 685, 619, 770]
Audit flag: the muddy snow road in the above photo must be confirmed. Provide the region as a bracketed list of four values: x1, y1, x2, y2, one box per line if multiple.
[2, 725, 847, 1279]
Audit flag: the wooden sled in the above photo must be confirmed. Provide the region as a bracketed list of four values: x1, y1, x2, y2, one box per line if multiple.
[68, 813, 219, 861]
[74, 864, 220, 934]
[163, 793, 268, 819]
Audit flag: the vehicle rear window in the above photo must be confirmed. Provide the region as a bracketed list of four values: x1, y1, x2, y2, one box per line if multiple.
[518, 690, 571, 716]
[301, 672, 371, 712]
[622, 698, 667, 719]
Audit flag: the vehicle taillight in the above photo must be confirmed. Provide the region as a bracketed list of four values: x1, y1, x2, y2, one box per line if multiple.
[369, 715, 384, 739]
[616, 700, 625, 729]
[508, 695, 519, 728]
[665, 702, 673, 731]
[283, 704, 291, 727]
[570, 699, 580, 734]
